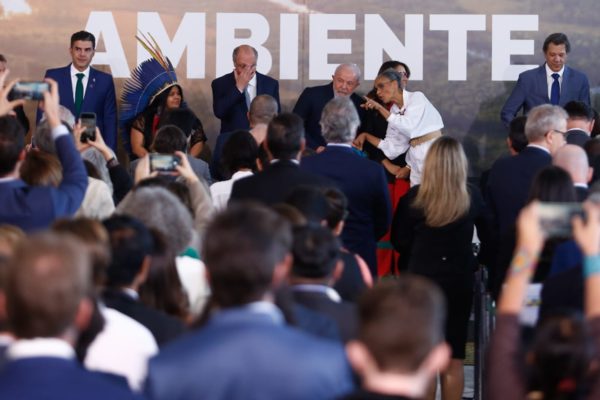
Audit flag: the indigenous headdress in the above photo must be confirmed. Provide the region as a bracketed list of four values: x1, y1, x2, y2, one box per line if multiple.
[120, 32, 179, 127]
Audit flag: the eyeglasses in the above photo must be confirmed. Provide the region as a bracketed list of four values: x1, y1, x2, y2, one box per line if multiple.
[375, 80, 396, 90]
[551, 129, 569, 139]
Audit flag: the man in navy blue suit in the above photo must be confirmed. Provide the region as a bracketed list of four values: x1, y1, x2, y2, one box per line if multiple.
[212, 45, 280, 134]
[500, 33, 590, 126]
[293, 63, 365, 150]
[0, 77, 88, 232]
[39, 31, 118, 150]
[144, 203, 354, 400]
[301, 97, 391, 276]
[0, 233, 139, 400]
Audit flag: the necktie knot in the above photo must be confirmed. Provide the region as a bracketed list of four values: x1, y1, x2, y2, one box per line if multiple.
[76, 73, 85, 80]
[552, 73, 560, 81]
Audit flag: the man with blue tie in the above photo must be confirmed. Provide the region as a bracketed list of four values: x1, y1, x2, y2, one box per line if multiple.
[39, 31, 118, 150]
[500, 33, 590, 126]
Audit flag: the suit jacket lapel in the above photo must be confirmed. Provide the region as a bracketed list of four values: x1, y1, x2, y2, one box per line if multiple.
[82, 67, 96, 109]
[559, 66, 571, 106]
[62, 64, 76, 111]
[537, 65, 549, 102]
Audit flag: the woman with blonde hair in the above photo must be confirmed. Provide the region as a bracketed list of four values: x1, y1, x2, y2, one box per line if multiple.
[391, 136, 491, 400]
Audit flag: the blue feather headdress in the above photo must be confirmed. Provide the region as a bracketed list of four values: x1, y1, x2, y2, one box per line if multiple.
[120, 32, 179, 127]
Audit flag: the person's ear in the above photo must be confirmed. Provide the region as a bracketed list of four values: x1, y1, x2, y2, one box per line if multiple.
[420, 342, 451, 375]
[272, 253, 292, 287]
[587, 167, 594, 184]
[331, 259, 344, 283]
[73, 297, 93, 333]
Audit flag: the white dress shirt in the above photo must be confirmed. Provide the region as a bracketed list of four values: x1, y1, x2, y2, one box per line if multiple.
[545, 63, 564, 100]
[210, 170, 253, 211]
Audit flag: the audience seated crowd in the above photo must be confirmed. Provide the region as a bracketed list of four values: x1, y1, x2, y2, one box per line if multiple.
[2, 29, 600, 400]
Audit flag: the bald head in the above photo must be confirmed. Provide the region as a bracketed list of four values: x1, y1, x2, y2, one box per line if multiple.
[249, 94, 278, 126]
[553, 144, 591, 185]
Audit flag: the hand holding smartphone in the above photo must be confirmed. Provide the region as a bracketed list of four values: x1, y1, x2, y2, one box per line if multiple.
[79, 112, 96, 143]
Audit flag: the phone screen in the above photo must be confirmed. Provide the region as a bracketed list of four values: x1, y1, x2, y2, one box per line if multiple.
[79, 112, 96, 142]
[11, 81, 50, 100]
[538, 202, 584, 238]
[149, 154, 181, 172]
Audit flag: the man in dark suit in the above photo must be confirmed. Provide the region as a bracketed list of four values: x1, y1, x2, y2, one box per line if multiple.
[553, 144, 592, 201]
[212, 45, 280, 134]
[301, 97, 391, 276]
[289, 225, 357, 343]
[293, 63, 365, 150]
[229, 112, 332, 206]
[564, 100, 595, 147]
[144, 203, 354, 400]
[38, 31, 118, 151]
[0, 233, 139, 399]
[0, 78, 88, 232]
[501, 33, 590, 126]
[102, 216, 186, 347]
[487, 104, 568, 296]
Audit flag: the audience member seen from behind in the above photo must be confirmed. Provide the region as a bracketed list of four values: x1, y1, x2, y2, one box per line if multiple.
[51, 217, 159, 391]
[341, 277, 450, 400]
[391, 136, 491, 400]
[0, 76, 88, 232]
[0, 233, 139, 399]
[300, 97, 391, 278]
[487, 201, 600, 400]
[102, 215, 187, 347]
[144, 203, 354, 400]
[564, 100, 595, 147]
[210, 130, 258, 210]
[289, 224, 358, 343]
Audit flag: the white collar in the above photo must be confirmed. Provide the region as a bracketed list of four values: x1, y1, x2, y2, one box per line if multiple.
[248, 73, 257, 87]
[7, 338, 75, 360]
[242, 301, 285, 324]
[70, 64, 90, 77]
[292, 284, 342, 303]
[545, 63, 565, 77]
[526, 143, 551, 154]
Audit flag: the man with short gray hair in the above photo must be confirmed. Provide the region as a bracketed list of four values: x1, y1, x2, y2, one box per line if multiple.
[487, 104, 568, 236]
[301, 97, 391, 278]
[294, 63, 365, 150]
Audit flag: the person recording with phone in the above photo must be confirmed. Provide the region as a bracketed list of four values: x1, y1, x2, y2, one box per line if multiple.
[0, 73, 88, 231]
[0, 54, 30, 134]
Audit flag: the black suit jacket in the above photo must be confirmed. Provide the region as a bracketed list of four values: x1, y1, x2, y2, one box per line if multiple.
[291, 288, 357, 343]
[486, 146, 552, 235]
[211, 72, 280, 133]
[293, 83, 365, 149]
[566, 128, 591, 147]
[102, 289, 186, 347]
[229, 160, 332, 206]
